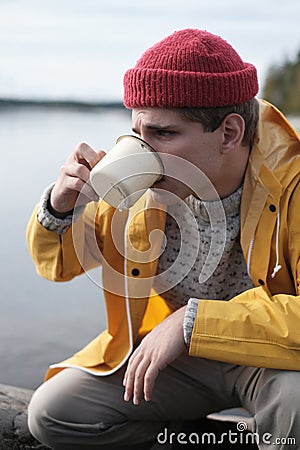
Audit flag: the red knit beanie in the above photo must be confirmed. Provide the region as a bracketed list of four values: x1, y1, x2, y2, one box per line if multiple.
[123, 29, 258, 108]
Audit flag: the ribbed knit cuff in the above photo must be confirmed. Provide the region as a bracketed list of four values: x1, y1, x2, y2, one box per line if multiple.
[183, 298, 199, 346]
[37, 183, 85, 235]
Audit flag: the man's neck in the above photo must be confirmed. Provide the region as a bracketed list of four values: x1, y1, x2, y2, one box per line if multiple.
[215, 144, 250, 199]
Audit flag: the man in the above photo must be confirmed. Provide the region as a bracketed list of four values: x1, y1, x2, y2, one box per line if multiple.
[27, 29, 300, 449]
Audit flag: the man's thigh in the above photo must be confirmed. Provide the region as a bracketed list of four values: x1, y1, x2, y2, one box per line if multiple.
[30, 354, 241, 425]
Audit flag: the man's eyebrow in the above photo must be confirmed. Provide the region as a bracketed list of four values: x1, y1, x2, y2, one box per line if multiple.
[132, 124, 178, 134]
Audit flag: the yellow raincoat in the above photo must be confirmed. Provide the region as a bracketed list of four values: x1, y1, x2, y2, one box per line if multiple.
[26, 101, 300, 381]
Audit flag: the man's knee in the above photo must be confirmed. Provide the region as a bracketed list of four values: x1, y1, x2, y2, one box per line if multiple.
[258, 370, 300, 408]
[27, 384, 57, 446]
[255, 369, 300, 442]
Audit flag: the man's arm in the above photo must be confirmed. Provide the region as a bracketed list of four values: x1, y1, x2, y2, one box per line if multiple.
[189, 181, 300, 370]
[27, 142, 106, 281]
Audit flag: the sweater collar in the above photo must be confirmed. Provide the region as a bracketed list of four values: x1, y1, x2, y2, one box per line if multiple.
[186, 185, 243, 222]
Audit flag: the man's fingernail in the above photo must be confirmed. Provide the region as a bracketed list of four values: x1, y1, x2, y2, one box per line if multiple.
[124, 392, 129, 401]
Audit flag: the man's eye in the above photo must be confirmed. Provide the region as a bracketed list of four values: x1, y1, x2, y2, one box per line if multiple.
[156, 130, 175, 136]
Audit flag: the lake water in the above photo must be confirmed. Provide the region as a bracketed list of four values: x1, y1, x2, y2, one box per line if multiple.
[0, 105, 299, 390]
[0, 104, 132, 389]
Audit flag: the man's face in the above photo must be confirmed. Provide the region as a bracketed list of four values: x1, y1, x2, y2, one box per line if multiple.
[132, 108, 224, 202]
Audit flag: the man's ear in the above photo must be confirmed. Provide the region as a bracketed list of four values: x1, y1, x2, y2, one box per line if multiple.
[220, 113, 245, 154]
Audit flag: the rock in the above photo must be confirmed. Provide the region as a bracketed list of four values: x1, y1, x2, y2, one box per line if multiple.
[0, 383, 49, 450]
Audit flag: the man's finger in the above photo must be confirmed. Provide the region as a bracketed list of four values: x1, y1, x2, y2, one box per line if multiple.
[132, 359, 150, 405]
[143, 364, 160, 402]
[123, 353, 143, 403]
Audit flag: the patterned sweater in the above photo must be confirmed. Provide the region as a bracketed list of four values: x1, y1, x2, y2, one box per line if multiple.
[37, 185, 253, 347]
[155, 186, 253, 344]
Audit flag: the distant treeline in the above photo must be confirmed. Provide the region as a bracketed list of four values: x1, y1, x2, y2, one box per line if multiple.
[263, 47, 300, 115]
[0, 98, 125, 110]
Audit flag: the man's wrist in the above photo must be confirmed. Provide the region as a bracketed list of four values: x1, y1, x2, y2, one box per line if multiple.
[37, 183, 85, 234]
[47, 196, 74, 219]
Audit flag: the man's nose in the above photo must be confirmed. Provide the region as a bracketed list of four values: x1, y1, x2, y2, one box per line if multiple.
[140, 132, 150, 144]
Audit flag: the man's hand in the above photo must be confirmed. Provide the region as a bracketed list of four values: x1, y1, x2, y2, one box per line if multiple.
[123, 305, 187, 405]
[50, 142, 106, 215]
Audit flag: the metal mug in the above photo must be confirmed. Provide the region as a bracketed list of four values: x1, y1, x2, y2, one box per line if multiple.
[90, 135, 164, 210]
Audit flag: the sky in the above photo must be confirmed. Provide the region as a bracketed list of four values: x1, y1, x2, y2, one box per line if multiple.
[0, 0, 299, 102]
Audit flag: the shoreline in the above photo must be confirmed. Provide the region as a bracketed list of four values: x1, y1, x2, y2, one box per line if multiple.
[0, 383, 49, 449]
[0, 99, 299, 126]
[0, 97, 125, 110]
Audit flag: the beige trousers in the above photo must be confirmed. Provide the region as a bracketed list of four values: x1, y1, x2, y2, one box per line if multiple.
[28, 354, 300, 450]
